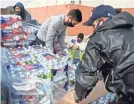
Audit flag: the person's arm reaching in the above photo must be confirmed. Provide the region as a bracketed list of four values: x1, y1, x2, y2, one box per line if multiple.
[75, 35, 105, 102]
[58, 32, 67, 50]
[46, 20, 59, 52]
[68, 39, 75, 49]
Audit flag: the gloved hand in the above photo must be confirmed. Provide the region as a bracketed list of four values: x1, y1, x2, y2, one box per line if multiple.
[74, 92, 82, 103]
[63, 49, 69, 55]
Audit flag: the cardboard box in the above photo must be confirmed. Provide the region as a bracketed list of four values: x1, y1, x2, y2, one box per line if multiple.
[57, 80, 108, 104]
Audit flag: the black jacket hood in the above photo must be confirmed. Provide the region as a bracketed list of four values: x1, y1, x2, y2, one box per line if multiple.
[14, 2, 25, 19]
[96, 12, 134, 32]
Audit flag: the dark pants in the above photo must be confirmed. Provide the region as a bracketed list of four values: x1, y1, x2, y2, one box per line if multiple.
[29, 36, 57, 54]
[118, 73, 134, 103]
[29, 36, 46, 46]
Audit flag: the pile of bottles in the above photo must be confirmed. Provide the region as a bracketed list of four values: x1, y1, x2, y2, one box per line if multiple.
[4, 46, 77, 91]
[1, 15, 38, 43]
[91, 93, 116, 104]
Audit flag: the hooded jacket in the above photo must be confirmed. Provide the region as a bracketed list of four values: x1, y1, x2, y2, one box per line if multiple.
[14, 2, 31, 22]
[75, 12, 134, 100]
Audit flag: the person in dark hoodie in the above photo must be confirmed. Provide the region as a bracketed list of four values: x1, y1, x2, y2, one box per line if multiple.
[14, 2, 31, 22]
[75, 5, 134, 104]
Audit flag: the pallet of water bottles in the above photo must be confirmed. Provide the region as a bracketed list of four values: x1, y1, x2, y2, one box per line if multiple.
[9, 45, 76, 89]
[1, 45, 77, 104]
[0, 15, 38, 47]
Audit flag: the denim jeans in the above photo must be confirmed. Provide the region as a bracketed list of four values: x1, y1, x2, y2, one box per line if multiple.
[73, 59, 80, 64]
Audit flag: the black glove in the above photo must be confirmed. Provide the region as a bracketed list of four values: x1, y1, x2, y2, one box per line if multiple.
[75, 82, 92, 103]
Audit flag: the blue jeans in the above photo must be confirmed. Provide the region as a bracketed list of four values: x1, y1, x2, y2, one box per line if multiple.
[73, 59, 80, 64]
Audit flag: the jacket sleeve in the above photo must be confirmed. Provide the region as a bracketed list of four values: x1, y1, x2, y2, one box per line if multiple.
[58, 31, 67, 50]
[46, 20, 59, 52]
[25, 15, 31, 22]
[75, 35, 105, 100]
[24, 11, 32, 23]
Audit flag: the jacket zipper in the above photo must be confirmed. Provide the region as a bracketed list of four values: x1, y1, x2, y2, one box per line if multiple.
[112, 70, 114, 84]
[104, 74, 109, 86]
[104, 70, 114, 86]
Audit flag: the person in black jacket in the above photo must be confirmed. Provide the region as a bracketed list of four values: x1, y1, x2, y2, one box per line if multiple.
[14, 2, 40, 25]
[75, 5, 134, 104]
[14, 2, 31, 22]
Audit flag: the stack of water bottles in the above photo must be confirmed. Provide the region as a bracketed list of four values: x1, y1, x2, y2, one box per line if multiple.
[29, 45, 77, 91]
[67, 60, 77, 91]
[1, 15, 38, 47]
[2, 45, 77, 97]
[90, 93, 116, 104]
[1, 15, 27, 42]
[2, 46, 71, 104]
